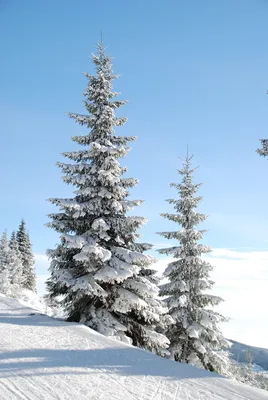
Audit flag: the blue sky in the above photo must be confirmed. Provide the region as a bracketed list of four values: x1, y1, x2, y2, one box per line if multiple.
[1, 1, 268, 345]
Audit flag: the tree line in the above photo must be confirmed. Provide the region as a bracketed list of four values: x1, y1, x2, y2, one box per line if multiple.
[0, 219, 36, 296]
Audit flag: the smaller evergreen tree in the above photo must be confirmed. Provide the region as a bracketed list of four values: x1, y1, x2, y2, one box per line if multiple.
[0, 231, 11, 295]
[157, 154, 229, 371]
[17, 220, 36, 292]
[0, 231, 9, 251]
[9, 231, 24, 294]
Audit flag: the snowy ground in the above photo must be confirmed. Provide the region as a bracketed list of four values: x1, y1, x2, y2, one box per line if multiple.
[0, 296, 267, 400]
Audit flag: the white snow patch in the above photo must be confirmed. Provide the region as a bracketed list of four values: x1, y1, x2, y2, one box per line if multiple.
[0, 296, 267, 400]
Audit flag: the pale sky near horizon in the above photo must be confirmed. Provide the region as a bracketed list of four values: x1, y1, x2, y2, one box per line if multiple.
[1, 0, 268, 348]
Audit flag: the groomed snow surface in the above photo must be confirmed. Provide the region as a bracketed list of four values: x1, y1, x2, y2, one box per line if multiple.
[0, 296, 267, 400]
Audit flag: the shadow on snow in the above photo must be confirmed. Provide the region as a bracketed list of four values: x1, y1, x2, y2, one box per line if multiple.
[0, 309, 222, 381]
[0, 346, 222, 381]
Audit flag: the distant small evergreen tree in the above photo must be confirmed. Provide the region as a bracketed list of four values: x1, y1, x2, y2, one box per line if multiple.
[0, 231, 24, 296]
[17, 220, 36, 292]
[0, 231, 11, 295]
[0, 231, 9, 251]
[157, 154, 229, 371]
[9, 231, 24, 293]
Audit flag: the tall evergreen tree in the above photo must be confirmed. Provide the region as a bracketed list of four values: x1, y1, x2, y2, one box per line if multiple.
[157, 154, 229, 371]
[46, 43, 170, 352]
[16, 220, 36, 292]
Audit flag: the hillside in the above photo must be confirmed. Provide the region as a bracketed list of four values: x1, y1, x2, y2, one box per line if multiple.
[0, 295, 267, 400]
[229, 340, 268, 371]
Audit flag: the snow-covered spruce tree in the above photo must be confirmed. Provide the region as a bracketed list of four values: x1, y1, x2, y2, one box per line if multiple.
[46, 43, 170, 353]
[157, 154, 229, 371]
[0, 231, 11, 295]
[257, 139, 268, 157]
[16, 219, 36, 292]
[8, 231, 24, 295]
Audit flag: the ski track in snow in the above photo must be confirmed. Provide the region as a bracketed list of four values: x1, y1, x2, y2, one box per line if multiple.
[0, 296, 267, 400]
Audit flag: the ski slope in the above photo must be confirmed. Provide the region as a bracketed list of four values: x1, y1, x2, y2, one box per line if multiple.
[0, 296, 267, 400]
